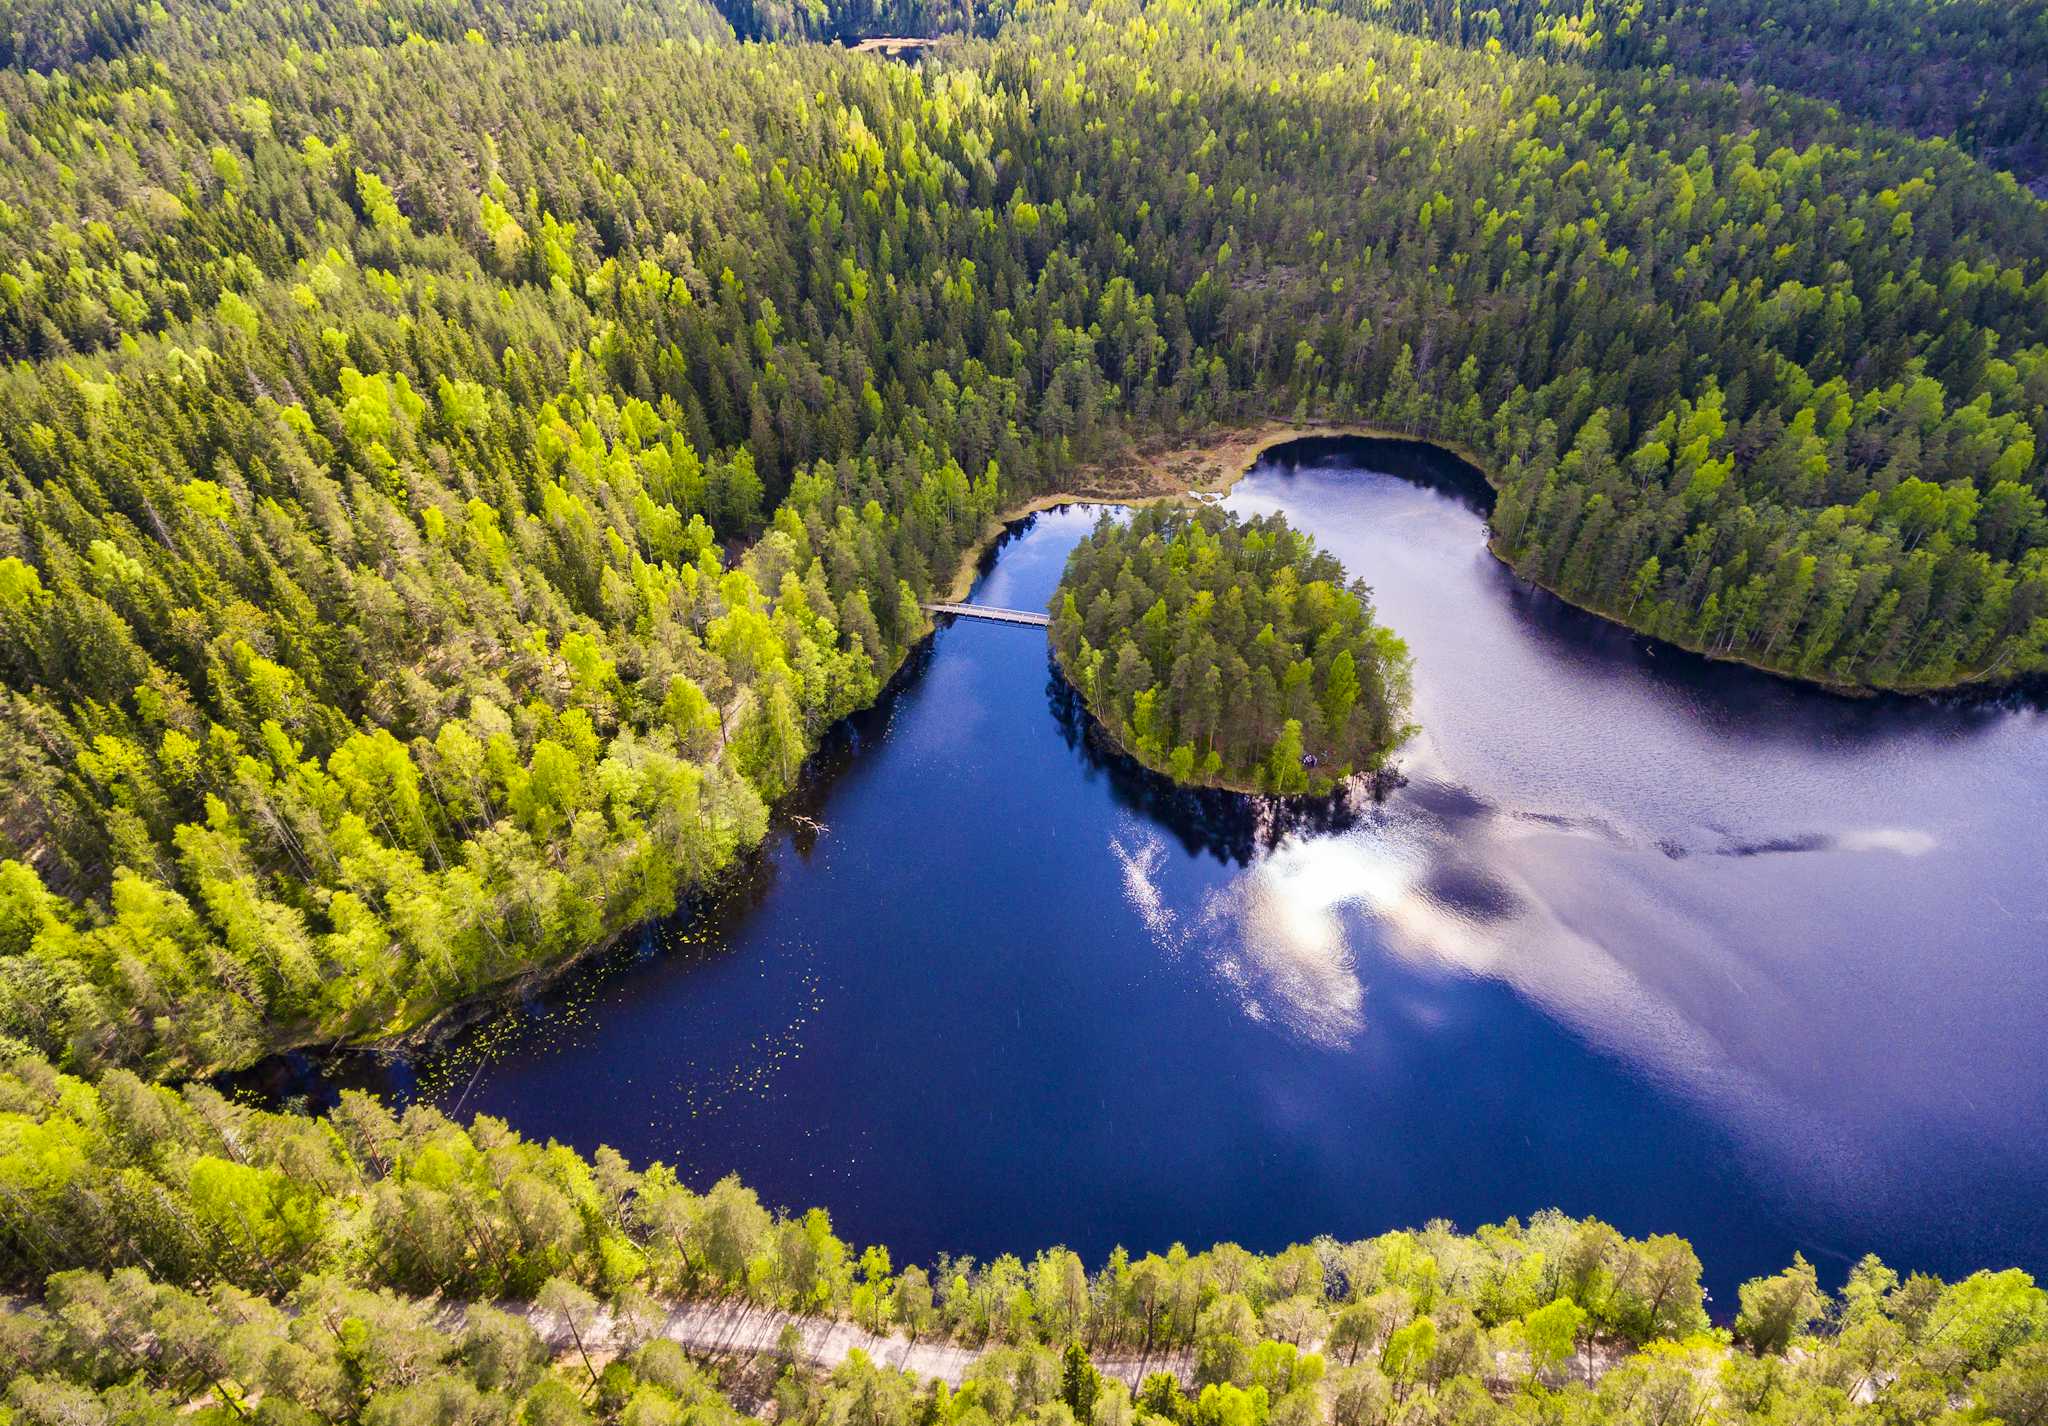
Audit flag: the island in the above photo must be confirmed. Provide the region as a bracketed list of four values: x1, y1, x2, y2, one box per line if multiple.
[1049, 504, 1415, 795]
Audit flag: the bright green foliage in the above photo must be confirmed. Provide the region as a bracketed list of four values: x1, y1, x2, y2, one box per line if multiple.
[0, 0, 2042, 1070]
[3, 1045, 2043, 1426]
[1051, 506, 1413, 793]
[1736, 1253, 1830, 1353]
[0, 4, 2040, 1423]
[1063, 1340, 1103, 1422]
[1521, 1297, 1587, 1371]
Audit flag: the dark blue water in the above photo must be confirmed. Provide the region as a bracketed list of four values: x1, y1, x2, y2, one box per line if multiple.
[255, 439, 2048, 1305]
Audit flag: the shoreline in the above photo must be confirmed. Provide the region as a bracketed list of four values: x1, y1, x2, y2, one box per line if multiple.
[943, 420, 1480, 602]
[1046, 636, 1399, 800]
[225, 421, 2003, 1083]
[255, 433, 1415, 1075]
[221, 632, 943, 1081]
[941, 490, 1184, 602]
[1486, 529, 1873, 701]
[1484, 529, 2015, 700]
[975, 419, 2007, 700]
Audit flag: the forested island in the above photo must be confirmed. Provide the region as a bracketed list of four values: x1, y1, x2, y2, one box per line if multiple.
[1049, 506, 1413, 793]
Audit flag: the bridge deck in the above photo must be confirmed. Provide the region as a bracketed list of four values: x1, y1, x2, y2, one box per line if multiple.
[923, 602, 1051, 627]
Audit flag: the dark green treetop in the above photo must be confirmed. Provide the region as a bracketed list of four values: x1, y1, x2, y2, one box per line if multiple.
[1050, 504, 1414, 795]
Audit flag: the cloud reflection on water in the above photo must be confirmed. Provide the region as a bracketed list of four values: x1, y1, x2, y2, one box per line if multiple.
[1114, 818, 1394, 1049]
[1105, 756, 1967, 1254]
[1111, 775, 1941, 1120]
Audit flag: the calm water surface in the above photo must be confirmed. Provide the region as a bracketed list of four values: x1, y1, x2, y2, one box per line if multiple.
[260, 439, 2048, 1304]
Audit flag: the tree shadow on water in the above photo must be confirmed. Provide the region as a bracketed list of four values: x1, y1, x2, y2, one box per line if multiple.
[1044, 653, 1372, 867]
[1264, 435, 2048, 741]
[775, 636, 939, 859]
[1256, 435, 1498, 515]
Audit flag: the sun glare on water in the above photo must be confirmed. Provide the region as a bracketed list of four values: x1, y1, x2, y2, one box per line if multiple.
[1114, 820, 1434, 1049]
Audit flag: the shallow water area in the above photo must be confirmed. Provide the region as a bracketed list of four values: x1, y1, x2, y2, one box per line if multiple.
[249, 438, 2048, 1303]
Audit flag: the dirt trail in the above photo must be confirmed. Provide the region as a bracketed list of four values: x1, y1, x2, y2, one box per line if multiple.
[525, 1297, 1196, 1387]
[522, 1297, 1648, 1396]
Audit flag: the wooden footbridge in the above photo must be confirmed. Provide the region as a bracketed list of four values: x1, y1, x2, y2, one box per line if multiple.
[923, 602, 1051, 627]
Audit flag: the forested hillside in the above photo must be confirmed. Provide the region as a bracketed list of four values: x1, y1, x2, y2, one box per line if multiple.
[1051, 507, 1413, 793]
[1302, 0, 2048, 191]
[5, 1050, 2047, 1426]
[0, 0, 2045, 1075]
[0, 29, 1019, 1075]
[0, 0, 734, 69]
[694, 0, 2048, 178]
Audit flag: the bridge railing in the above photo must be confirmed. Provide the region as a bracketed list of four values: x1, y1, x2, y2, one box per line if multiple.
[921, 602, 1051, 627]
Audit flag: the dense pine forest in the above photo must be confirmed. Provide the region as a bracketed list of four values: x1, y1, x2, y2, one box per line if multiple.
[5, 1050, 2047, 1426]
[1301, 1, 2048, 193]
[1, 0, 2045, 1076]
[1050, 507, 1413, 792]
[650, 0, 2048, 187]
[0, 0, 2045, 1422]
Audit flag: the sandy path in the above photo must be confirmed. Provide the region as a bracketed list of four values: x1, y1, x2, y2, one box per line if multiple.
[849, 36, 952, 53]
[525, 1297, 1195, 1387]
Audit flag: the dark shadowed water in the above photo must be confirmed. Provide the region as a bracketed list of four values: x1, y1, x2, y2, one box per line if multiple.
[248, 438, 2048, 1304]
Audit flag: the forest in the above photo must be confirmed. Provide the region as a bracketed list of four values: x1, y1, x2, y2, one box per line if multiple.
[0, 0, 2044, 1073]
[1050, 506, 1413, 793]
[5, 1048, 2047, 1426]
[0, 2, 2043, 1423]
[1296, 0, 2048, 194]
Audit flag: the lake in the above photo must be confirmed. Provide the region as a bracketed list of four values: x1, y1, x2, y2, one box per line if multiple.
[247, 436, 2048, 1305]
